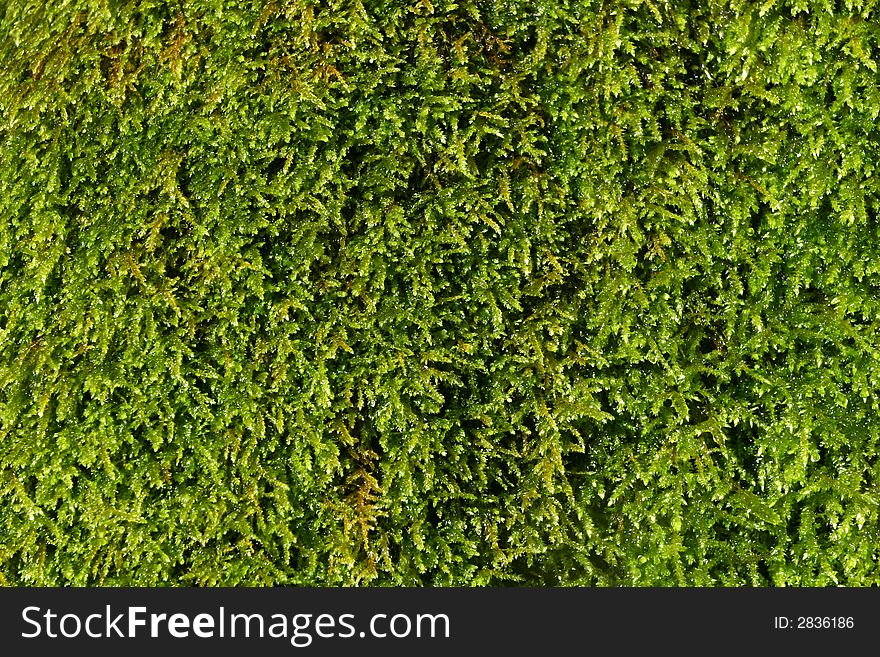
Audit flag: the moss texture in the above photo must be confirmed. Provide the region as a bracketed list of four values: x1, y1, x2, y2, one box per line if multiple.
[1, 0, 880, 585]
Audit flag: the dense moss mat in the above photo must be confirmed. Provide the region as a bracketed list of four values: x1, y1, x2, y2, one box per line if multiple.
[2, 0, 880, 585]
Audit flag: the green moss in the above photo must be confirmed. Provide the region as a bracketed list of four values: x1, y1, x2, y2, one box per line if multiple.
[1, 0, 879, 585]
